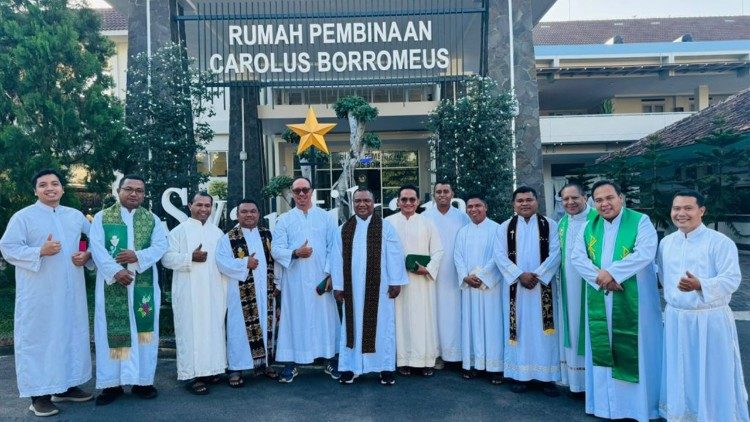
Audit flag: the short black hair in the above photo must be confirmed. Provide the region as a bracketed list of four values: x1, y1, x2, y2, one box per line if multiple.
[292, 176, 312, 189]
[353, 187, 375, 199]
[464, 193, 487, 206]
[559, 182, 586, 197]
[31, 168, 65, 187]
[236, 198, 259, 210]
[673, 190, 705, 207]
[591, 180, 622, 197]
[512, 186, 537, 201]
[119, 174, 146, 189]
[398, 184, 419, 199]
[190, 191, 213, 205]
[433, 180, 453, 191]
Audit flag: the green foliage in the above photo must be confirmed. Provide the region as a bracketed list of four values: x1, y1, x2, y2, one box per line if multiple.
[632, 136, 672, 229]
[282, 127, 327, 162]
[123, 42, 218, 221]
[599, 98, 615, 114]
[428, 75, 515, 221]
[692, 117, 750, 232]
[262, 175, 294, 199]
[362, 132, 381, 149]
[207, 180, 228, 200]
[333, 95, 379, 123]
[0, 0, 127, 227]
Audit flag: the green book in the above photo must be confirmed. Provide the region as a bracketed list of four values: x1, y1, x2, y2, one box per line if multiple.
[103, 224, 127, 262]
[405, 254, 431, 272]
[316, 277, 330, 295]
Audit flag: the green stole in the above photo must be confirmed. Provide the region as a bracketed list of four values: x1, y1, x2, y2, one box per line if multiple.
[583, 207, 641, 383]
[558, 207, 597, 352]
[101, 203, 156, 360]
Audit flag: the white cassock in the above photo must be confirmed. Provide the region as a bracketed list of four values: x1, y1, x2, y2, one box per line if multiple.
[89, 207, 168, 388]
[454, 218, 504, 372]
[332, 216, 408, 375]
[385, 212, 444, 368]
[271, 207, 339, 363]
[571, 211, 662, 422]
[161, 218, 227, 380]
[216, 227, 277, 370]
[495, 214, 561, 382]
[0, 202, 92, 397]
[423, 206, 470, 362]
[558, 206, 594, 392]
[658, 224, 749, 422]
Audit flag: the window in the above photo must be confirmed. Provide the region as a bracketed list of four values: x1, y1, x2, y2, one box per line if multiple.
[196, 151, 228, 177]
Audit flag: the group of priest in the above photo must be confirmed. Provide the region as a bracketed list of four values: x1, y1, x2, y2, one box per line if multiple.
[1, 169, 748, 421]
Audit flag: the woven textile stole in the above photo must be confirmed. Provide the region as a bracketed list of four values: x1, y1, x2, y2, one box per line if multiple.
[558, 207, 598, 353]
[228, 225, 276, 367]
[341, 214, 382, 353]
[101, 203, 155, 360]
[507, 214, 553, 345]
[583, 208, 641, 383]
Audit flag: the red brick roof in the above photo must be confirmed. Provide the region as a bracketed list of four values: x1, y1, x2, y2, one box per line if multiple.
[534, 15, 750, 45]
[97, 8, 127, 31]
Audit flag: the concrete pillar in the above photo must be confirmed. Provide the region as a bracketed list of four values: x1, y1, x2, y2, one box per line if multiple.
[487, 0, 546, 212]
[228, 87, 266, 219]
[695, 85, 709, 111]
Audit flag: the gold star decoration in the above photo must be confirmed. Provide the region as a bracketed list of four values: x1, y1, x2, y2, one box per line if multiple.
[286, 106, 335, 155]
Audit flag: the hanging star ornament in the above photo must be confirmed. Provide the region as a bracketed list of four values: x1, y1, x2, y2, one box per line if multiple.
[286, 106, 335, 155]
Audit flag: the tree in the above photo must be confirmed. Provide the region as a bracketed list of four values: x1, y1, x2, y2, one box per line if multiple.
[691, 117, 750, 232]
[0, 0, 127, 227]
[428, 75, 515, 222]
[332, 95, 380, 220]
[123, 42, 217, 224]
[632, 135, 672, 229]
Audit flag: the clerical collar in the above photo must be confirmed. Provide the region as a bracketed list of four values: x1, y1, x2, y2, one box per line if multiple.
[34, 200, 60, 212]
[680, 223, 706, 239]
[569, 205, 591, 221]
[472, 217, 488, 227]
[604, 209, 625, 226]
[517, 213, 537, 224]
[188, 217, 207, 226]
[241, 226, 258, 232]
[356, 215, 372, 223]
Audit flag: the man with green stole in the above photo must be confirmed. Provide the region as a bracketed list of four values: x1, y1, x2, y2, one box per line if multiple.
[571, 180, 662, 421]
[556, 183, 597, 397]
[89, 175, 168, 405]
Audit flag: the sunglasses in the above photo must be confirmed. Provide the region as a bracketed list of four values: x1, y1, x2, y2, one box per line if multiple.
[292, 187, 312, 195]
[399, 197, 418, 203]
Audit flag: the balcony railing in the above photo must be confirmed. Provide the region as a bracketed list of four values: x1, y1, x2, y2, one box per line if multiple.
[540, 112, 694, 144]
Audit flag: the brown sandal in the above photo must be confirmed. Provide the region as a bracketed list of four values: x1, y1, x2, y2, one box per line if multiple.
[228, 372, 245, 388]
[187, 379, 209, 395]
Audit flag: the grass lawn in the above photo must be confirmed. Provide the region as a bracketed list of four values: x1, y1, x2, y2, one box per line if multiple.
[0, 269, 175, 345]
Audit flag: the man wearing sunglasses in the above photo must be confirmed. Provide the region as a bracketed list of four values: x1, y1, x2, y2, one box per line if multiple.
[271, 177, 340, 383]
[385, 185, 444, 377]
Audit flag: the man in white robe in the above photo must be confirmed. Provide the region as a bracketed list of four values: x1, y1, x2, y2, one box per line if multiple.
[453, 195, 504, 384]
[0, 169, 94, 417]
[495, 186, 561, 396]
[423, 182, 469, 368]
[385, 185, 444, 376]
[571, 180, 662, 421]
[271, 177, 340, 383]
[332, 188, 408, 385]
[217, 199, 279, 387]
[89, 175, 168, 405]
[658, 190, 749, 422]
[162, 192, 227, 394]
[556, 183, 597, 396]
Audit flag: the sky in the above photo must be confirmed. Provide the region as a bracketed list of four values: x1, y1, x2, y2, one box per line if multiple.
[542, 0, 750, 21]
[85, 0, 750, 20]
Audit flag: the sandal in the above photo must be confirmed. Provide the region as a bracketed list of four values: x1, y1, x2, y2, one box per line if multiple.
[422, 367, 435, 377]
[228, 372, 245, 388]
[187, 379, 209, 395]
[202, 375, 222, 384]
[263, 366, 279, 380]
[397, 367, 412, 376]
[461, 369, 477, 379]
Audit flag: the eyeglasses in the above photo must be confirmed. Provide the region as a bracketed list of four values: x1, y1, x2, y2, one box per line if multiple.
[292, 187, 311, 195]
[121, 187, 145, 194]
[399, 197, 418, 204]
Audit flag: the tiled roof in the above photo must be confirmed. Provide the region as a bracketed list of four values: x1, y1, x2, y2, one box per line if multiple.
[534, 15, 750, 45]
[601, 88, 750, 160]
[97, 8, 127, 31]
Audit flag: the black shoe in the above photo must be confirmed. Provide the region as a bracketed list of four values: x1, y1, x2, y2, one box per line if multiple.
[568, 390, 585, 400]
[510, 381, 528, 394]
[52, 386, 94, 403]
[542, 382, 560, 397]
[29, 395, 59, 417]
[95, 387, 124, 406]
[380, 371, 396, 386]
[131, 385, 158, 399]
[489, 372, 504, 385]
[339, 371, 356, 384]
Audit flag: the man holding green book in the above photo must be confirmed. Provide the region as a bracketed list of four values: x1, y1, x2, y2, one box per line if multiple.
[89, 174, 168, 406]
